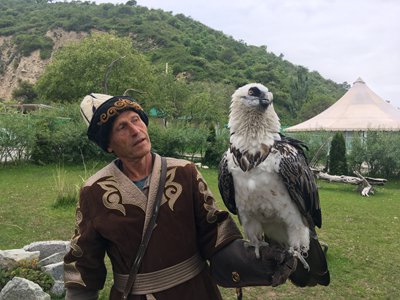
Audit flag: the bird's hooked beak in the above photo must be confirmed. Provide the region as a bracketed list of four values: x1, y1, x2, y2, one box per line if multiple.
[258, 94, 273, 111]
[241, 92, 273, 112]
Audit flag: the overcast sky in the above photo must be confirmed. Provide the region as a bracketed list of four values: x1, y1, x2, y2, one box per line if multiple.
[93, 0, 400, 108]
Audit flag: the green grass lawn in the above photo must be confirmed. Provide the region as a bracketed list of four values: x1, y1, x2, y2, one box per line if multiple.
[1, 163, 399, 299]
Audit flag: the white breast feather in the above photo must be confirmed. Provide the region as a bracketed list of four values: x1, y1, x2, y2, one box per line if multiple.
[227, 150, 310, 251]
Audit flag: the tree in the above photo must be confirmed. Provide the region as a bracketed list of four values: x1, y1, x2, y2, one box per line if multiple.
[35, 33, 155, 103]
[147, 72, 189, 120]
[126, 0, 137, 6]
[329, 132, 348, 175]
[287, 66, 309, 118]
[182, 81, 234, 124]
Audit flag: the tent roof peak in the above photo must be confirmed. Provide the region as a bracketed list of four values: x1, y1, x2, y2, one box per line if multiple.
[354, 77, 365, 85]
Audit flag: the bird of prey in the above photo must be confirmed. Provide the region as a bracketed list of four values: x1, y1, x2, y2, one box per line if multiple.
[218, 83, 330, 287]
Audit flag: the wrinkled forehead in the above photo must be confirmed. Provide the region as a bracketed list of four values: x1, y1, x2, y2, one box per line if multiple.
[112, 110, 141, 127]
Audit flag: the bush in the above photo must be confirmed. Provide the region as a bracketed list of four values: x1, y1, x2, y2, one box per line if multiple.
[347, 133, 367, 174]
[0, 111, 35, 164]
[203, 125, 229, 167]
[148, 122, 208, 159]
[12, 34, 54, 58]
[29, 104, 112, 165]
[0, 266, 54, 292]
[11, 80, 37, 103]
[349, 131, 400, 178]
[329, 132, 348, 175]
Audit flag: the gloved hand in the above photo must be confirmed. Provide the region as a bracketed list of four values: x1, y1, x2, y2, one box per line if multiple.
[210, 239, 297, 287]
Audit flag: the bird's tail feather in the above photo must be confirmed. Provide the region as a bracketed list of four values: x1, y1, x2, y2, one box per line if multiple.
[289, 238, 330, 287]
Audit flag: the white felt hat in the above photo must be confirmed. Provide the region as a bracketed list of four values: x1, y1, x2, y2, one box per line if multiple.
[80, 93, 113, 126]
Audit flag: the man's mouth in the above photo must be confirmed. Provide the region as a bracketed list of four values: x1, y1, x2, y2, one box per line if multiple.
[133, 138, 146, 146]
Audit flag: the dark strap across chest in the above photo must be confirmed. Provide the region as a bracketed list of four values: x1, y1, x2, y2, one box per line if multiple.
[122, 156, 167, 300]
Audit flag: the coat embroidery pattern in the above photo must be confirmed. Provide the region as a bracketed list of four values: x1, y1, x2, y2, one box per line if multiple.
[197, 172, 218, 224]
[70, 205, 83, 258]
[98, 177, 126, 215]
[163, 167, 183, 211]
[65, 203, 86, 287]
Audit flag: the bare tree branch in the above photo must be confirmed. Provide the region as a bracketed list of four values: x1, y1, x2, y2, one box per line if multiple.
[123, 88, 145, 96]
[102, 56, 126, 94]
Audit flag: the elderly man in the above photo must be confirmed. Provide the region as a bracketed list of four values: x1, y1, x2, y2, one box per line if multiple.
[64, 94, 296, 300]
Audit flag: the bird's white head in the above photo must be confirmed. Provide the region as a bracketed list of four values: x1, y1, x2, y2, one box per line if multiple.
[228, 83, 281, 151]
[232, 83, 274, 112]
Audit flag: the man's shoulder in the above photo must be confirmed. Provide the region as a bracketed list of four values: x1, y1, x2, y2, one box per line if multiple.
[165, 156, 193, 168]
[83, 161, 118, 188]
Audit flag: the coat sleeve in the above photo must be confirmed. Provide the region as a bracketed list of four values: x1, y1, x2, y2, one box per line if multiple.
[190, 163, 242, 259]
[64, 187, 108, 291]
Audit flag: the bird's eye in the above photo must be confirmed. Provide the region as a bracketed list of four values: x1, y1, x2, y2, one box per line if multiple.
[248, 87, 261, 97]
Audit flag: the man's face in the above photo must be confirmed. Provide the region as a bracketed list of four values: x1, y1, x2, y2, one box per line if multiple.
[107, 110, 151, 160]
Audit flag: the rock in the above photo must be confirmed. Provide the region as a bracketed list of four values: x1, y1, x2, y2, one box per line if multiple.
[41, 261, 64, 281]
[0, 249, 40, 270]
[23, 241, 70, 260]
[37, 252, 65, 267]
[0, 277, 50, 300]
[50, 280, 65, 297]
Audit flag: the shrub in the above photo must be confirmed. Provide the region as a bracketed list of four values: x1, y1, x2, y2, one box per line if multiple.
[148, 123, 185, 157]
[347, 133, 367, 174]
[28, 104, 112, 165]
[12, 80, 38, 103]
[329, 132, 348, 175]
[0, 266, 54, 292]
[148, 122, 208, 159]
[367, 132, 400, 178]
[0, 111, 35, 164]
[12, 34, 54, 58]
[203, 125, 229, 167]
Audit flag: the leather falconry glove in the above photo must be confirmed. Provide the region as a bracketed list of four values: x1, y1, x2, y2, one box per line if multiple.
[210, 239, 297, 287]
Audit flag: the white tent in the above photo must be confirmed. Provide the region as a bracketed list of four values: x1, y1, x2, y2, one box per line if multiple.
[285, 78, 400, 132]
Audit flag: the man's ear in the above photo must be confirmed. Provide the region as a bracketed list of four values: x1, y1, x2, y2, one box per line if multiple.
[107, 146, 113, 153]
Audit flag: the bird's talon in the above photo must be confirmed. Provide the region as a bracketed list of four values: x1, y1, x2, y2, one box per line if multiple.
[290, 249, 310, 271]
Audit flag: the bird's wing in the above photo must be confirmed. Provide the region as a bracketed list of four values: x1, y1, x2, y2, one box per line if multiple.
[277, 135, 330, 287]
[275, 136, 322, 231]
[218, 151, 237, 215]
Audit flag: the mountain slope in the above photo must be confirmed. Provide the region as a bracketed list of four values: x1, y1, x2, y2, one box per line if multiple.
[0, 0, 347, 122]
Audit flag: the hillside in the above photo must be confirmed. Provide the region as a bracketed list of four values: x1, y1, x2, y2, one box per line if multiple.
[0, 0, 348, 124]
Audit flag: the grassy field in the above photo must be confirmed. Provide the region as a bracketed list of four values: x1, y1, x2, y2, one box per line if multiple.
[0, 163, 399, 299]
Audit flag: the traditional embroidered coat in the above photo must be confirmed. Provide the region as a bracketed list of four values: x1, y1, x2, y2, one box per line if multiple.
[64, 154, 242, 300]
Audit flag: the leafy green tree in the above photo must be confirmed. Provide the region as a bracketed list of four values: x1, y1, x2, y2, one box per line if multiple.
[182, 81, 234, 124]
[147, 71, 189, 120]
[126, 1, 137, 6]
[296, 95, 334, 122]
[287, 66, 309, 118]
[35, 33, 155, 102]
[329, 132, 348, 175]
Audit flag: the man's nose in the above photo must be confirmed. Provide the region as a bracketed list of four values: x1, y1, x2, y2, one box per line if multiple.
[127, 123, 140, 135]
